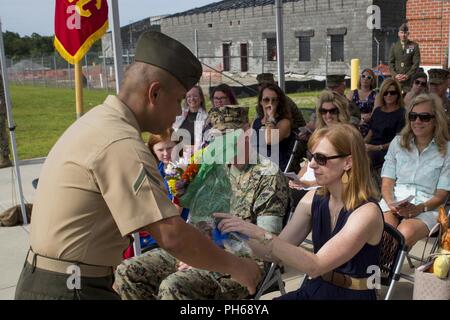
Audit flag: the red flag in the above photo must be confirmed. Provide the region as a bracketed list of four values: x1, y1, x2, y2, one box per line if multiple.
[54, 0, 109, 64]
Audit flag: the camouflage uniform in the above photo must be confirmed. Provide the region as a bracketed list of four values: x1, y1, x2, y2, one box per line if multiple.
[202, 105, 249, 143]
[114, 160, 289, 300]
[0, 73, 11, 167]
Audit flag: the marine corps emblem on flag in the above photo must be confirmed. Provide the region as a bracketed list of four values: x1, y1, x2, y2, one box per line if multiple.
[54, 0, 109, 64]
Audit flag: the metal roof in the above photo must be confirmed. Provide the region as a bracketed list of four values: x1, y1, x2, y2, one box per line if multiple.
[167, 0, 300, 18]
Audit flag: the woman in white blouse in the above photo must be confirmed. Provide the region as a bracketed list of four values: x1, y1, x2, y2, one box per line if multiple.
[380, 93, 450, 248]
[172, 85, 208, 150]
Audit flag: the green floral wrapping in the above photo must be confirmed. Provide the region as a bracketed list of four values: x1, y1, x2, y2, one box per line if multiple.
[178, 130, 248, 254]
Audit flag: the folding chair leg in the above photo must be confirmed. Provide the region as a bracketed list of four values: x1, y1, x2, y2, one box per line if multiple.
[385, 249, 407, 300]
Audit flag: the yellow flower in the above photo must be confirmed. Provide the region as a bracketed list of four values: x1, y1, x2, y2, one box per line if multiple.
[167, 179, 177, 196]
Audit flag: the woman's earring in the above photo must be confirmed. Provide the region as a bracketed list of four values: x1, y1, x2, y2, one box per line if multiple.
[341, 170, 349, 184]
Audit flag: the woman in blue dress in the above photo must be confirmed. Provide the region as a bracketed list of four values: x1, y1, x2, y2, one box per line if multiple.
[216, 124, 384, 299]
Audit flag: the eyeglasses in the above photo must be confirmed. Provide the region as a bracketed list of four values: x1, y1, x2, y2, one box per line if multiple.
[318, 107, 339, 115]
[361, 74, 373, 80]
[408, 112, 435, 122]
[414, 80, 427, 87]
[262, 97, 278, 104]
[213, 96, 228, 101]
[306, 150, 350, 166]
[384, 90, 398, 97]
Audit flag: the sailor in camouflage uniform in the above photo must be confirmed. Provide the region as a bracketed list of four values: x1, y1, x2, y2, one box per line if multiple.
[114, 106, 289, 300]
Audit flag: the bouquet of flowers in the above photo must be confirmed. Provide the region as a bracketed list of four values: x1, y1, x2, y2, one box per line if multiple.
[165, 159, 200, 198]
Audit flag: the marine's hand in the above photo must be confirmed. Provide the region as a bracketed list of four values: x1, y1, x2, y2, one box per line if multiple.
[230, 257, 262, 295]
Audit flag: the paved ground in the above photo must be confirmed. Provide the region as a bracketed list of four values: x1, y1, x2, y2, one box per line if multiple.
[0, 159, 423, 300]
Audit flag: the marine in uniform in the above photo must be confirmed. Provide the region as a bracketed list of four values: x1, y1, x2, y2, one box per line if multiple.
[326, 74, 361, 126]
[428, 68, 450, 132]
[14, 32, 261, 300]
[388, 23, 421, 91]
[113, 106, 288, 300]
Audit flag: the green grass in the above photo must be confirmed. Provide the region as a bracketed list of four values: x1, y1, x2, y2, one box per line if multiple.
[8, 85, 318, 159]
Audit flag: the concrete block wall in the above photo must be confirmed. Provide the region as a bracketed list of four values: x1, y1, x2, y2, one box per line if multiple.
[160, 0, 408, 77]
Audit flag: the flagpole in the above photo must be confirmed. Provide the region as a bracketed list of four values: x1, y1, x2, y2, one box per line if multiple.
[74, 62, 83, 119]
[0, 18, 28, 225]
[110, 0, 123, 94]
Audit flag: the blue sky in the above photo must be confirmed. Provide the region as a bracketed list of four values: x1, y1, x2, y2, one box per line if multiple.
[0, 0, 215, 36]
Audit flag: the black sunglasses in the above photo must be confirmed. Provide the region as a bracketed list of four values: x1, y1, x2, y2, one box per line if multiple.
[361, 74, 373, 80]
[262, 97, 278, 104]
[306, 150, 349, 166]
[408, 112, 435, 122]
[319, 107, 339, 115]
[384, 90, 398, 97]
[414, 80, 427, 87]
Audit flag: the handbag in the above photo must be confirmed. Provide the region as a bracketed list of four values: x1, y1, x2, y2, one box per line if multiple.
[413, 260, 450, 300]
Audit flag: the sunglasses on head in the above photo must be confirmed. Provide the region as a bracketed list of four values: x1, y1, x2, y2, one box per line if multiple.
[306, 150, 349, 166]
[361, 74, 373, 80]
[384, 90, 398, 97]
[414, 80, 427, 87]
[262, 97, 278, 104]
[319, 107, 339, 115]
[408, 112, 435, 122]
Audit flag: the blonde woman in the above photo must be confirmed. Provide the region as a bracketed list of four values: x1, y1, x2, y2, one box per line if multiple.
[216, 124, 383, 300]
[380, 93, 450, 248]
[289, 91, 350, 196]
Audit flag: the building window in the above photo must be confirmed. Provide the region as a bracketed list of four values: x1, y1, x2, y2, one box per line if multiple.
[240, 43, 248, 72]
[298, 36, 311, 62]
[267, 38, 277, 61]
[222, 43, 231, 72]
[330, 35, 344, 62]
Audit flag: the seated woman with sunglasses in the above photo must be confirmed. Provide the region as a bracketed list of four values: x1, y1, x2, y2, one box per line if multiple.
[346, 69, 377, 137]
[403, 72, 428, 107]
[215, 124, 383, 300]
[365, 78, 406, 170]
[380, 94, 450, 248]
[289, 91, 351, 206]
[252, 83, 293, 171]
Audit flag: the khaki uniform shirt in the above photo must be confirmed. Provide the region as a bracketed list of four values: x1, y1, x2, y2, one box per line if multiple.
[30, 95, 178, 267]
[389, 40, 421, 79]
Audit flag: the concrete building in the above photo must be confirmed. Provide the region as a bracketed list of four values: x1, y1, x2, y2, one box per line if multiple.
[160, 0, 406, 78]
[101, 15, 166, 59]
[406, 0, 450, 69]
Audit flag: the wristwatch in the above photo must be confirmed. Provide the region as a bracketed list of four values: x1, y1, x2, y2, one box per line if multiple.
[259, 232, 273, 245]
[422, 203, 428, 212]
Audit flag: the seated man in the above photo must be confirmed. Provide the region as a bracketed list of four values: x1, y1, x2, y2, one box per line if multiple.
[114, 106, 289, 300]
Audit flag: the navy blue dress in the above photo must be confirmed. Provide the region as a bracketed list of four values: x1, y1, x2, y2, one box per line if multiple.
[275, 193, 382, 300]
[252, 117, 295, 172]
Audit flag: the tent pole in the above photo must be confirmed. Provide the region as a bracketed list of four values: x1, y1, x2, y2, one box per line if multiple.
[0, 18, 28, 225]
